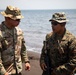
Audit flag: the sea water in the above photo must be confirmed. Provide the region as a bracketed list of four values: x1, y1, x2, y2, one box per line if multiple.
[0, 9, 76, 53]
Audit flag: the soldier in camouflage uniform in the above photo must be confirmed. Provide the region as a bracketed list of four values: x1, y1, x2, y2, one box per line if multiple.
[40, 12, 76, 75]
[0, 6, 30, 75]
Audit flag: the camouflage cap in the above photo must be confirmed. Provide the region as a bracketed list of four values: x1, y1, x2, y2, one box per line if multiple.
[0, 5, 24, 20]
[49, 12, 68, 23]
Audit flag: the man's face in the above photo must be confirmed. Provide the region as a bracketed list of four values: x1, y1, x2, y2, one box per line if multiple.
[51, 21, 63, 34]
[8, 18, 20, 27]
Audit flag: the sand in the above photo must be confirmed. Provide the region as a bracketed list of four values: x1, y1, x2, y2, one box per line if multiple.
[22, 51, 43, 75]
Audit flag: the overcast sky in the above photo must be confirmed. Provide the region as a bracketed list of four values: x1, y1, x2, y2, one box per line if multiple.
[0, 0, 76, 10]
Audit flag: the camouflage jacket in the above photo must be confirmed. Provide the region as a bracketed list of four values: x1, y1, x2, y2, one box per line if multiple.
[40, 29, 76, 75]
[0, 22, 29, 75]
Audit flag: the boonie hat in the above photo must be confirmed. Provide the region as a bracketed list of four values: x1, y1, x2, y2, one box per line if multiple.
[0, 5, 24, 20]
[49, 12, 68, 23]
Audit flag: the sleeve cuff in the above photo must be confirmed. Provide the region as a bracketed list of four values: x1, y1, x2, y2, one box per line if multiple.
[25, 61, 30, 63]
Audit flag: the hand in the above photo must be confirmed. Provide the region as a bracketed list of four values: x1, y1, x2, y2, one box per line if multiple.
[4, 72, 9, 75]
[40, 63, 47, 71]
[25, 63, 31, 71]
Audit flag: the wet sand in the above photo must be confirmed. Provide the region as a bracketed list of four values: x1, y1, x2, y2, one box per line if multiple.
[22, 51, 43, 75]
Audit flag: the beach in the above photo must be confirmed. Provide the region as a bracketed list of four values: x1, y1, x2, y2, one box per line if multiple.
[0, 10, 76, 54]
[0, 9, 76, 75]
[22, 51, 43, 75]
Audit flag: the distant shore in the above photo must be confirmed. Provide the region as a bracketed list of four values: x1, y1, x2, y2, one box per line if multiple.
[22, 51, 43, 75]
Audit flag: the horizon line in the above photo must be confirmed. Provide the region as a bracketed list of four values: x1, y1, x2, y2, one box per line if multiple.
[0, 8, 76, 11]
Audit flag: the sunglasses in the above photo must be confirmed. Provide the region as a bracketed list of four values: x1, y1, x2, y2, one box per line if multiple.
[14, 19, 20, 22]
[8, 18, 21, 22]
[51, 21, 59, 26]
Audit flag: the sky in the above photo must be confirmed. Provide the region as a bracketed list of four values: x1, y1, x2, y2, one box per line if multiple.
[0, 0, 76, 10]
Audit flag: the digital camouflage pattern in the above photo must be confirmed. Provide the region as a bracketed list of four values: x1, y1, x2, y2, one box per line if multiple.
[49, 12, 68, 23]
[40, 29, 76, 75]
[0, 22, 29, 75]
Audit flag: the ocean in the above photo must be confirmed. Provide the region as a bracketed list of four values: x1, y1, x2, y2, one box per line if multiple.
[0, 9, 76, 53]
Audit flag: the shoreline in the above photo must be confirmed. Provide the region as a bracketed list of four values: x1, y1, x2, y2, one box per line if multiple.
[22, 51, 43, 75]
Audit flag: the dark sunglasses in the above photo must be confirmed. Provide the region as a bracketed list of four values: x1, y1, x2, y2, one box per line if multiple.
[51, 21, 59, 26]
[14, 19, 20, 22]
[8, 17, 20, 22]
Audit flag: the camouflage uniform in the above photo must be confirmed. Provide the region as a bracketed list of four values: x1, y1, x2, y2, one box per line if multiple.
[40, 31, 76, 75]
[40, 12, 76, 75]
[40, 29, 76, 75]
[0, 22, 29, 75]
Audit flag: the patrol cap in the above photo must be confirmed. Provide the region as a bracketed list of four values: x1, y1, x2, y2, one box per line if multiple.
[0, 5, 24, 20]
[49, 12, 68, 23]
